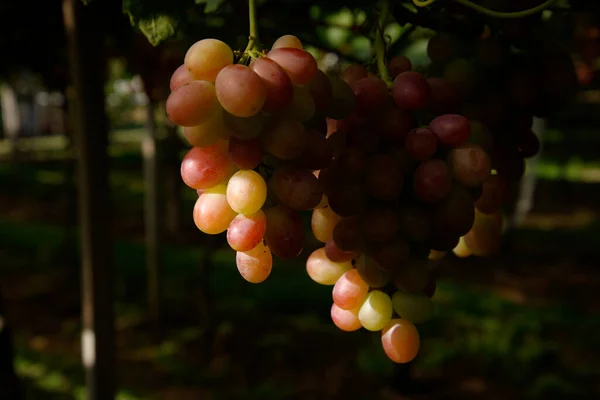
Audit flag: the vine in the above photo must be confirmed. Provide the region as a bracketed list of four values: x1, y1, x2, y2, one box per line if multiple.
[375, 0, 392, 86]
[238, 0, 263, 64]
[413, 0, 558, 19]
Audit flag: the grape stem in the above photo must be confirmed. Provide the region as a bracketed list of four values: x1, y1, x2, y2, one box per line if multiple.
[413, 0, 558, 19]
[239, 0, 261, 64]
[375, 0, 392, 87]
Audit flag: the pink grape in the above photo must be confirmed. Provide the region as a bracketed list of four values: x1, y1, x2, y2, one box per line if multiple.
[249, 57, 294, 113]
[266, 48, 318, 85]
[371, 238, 411, 272]
[166, 81, 220, 127]
[392, 71, 431, 111]
[389, 56, 413, 77]
[381, 319, 420, 363]
[192, 185, 237, 234]
[331, 304, 362, 332]
[352, 76, 389, 114]
[308, 69, 333, 112]
[262, 118, 307, 160]
[228, 137, 263, 170]
[180, 141, 234, 190]
[447, 143, 492, 187]
[341, 64, 368, 85]
[183, 107, 231, 147]
[227, 211, 267, 252]
[306, 247, 352, 285]
[215, 65, 266, 117]
[324, 238, 357, 263]
[185, 38, 234, 82]
[295, 129, 334, 171]
[332, 269, 369, 310]
[405, 128, 438, 161]
[236, 241, 272, 283]
[170, 64, 193, 91]
[311, 204, 342, 243]
[413, 159, 452, 203]
[269, 166, 324, 211]
[264, 205, 305, 259]
[366, 154, 404, 200]
[429, 114, 470, 147]
[272, 34, 303, 49]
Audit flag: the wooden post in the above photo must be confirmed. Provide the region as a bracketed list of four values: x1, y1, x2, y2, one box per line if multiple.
[62, 0, 116, 399]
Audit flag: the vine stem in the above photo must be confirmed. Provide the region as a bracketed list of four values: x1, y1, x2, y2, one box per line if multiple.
[375, 0, 392, 87]
[413, 0, 558, 19]
[239, 0, 260, 64]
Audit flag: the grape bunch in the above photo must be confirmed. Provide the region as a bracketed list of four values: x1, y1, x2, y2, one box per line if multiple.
[423, 28, 578, 259]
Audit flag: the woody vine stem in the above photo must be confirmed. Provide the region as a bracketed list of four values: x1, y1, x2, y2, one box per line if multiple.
[375, 0, 392, 86]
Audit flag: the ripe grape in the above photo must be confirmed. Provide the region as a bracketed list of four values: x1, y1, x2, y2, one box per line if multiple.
[358, 290, 393, 331]
[475, 174, 508, 214]
[381, 319, 420, 363]
[215, 65, 266, 117]
[170, 64, 193, 91]
[429, 114, 471, 147]
[236, 241, 273, 283]
[185, 39, 234, 82]
[467, 120, 493, 152]
[392, 262, 429, 294]
[332, 216, 364, 251]
[183, 108, 230, 147]
[269, 166, 324, 211]
[413, 159, 452, 203]
[405, 128, 438, 161]
[272, 34, 303, 49]
[283, 85, 316, 122]
[453, 236, 473, 258]
[262, 118, 307, 160]
[391, 291, 434, 324]
[264, 205, 305, 259]
[326, 76, 356, 120]
[377, 106, 415, 145]
[223, 112, 266, 140]
[226, 170, 268, 215]
[295, 129, 334, 171]
[331, 304, 362, 332]
[332, 269, 369, 310]
[447, 143, 492, 187]
[463, 210, 503, 256]
[166, 81, 220, 127]
[352, 76, 389, 114]
[311, 204, 342, 243]
[426, 78, 461, 114]
[341, 64, 368, 85]
[324, 238, 357, 263]
[266, 48, 318, 85]
[249, 56, 294, 113]
[366, 153, 404, 200]
[228, 137, 263, 170]
[392, 71, 431, 111]
[308, 69, 333, 112]
[193, 185, 237, 234]
[432, 184, 476, 237]
[327, 181, 368, 217]
[356, 254, 391, 288]
[389, 56, 413, 77]
[362, 208, 400, 243]
[227, 211, 267, 252]
[398, 205, 431, 242]
[370, 238, 410, 272]
[181, 141, 234, 190]
[306, 248, 352, 285]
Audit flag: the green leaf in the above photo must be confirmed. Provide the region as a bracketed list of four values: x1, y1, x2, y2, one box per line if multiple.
[195, 0, 226, 13]
[137, 15, 177, 46]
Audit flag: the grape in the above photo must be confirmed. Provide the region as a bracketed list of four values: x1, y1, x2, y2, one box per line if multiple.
[389, 56, 413, 77]
[181, 141, 234, 190]
[311, 204, 342, 243]
[463, 210, 502, 256]
[283, 85, 315, 122]
[429, 114, 470, 147]
[370, 238, 410, 272]
[226, 170, 267, 215]
[341, 64, 368, 85]
[381, 319, 420, 364]
[356, 254, 391, 288]
[398, 205, 431, 242]
[493, 148, 525, 182]
[475, 174, 508, 214]
[193, 185, 237, 234]
[223, 112, 266, 140]
[392, 71, 431, 111]
[236, 241, 272, 284]
[423, 276, 437, 298]
[306, 248, 352, 285]
[308, 70, 333, 112]
[391, 291, 434, 324]
[366, 154, 404, 201]
[452, 236, 472, 258]
[332, 216, 364, 251]
[447, 143, 492, 187]
[393, 262, 429, 294]
[183, 107, 231, 147]
[377, 106, 415, 145]
[427, 33, 457, 64]
[413, 159, 452, 203]
[269, 166, 323, 211]
[426, 78, 461, 115]
[327, 181, 368, 217]
[266, 48, 318, 85]
[228, 137, 262, 170]
[249, 57, 294, 113]
[185, 39, 234, 82]
[325, 76, 356, 120]
[467, 120, 493, 152]
[428, 250, 447, 262]
[443, 58, 475, 97]
[517, 130, 541, 158]
[272, 34, 303, 49]
[432, 185, 475, 237]
[227, 211, 267, 252]
[324, 238, 357, 263]
[330, 147, 368, 181]
[331, 304, 362, 332]
[363, 208, 399, 243]
[166, 81, 220, 127]
[405, 128, 438, 161]
[262, 118, 307, 160]
[332, 269, 369, 310]
[170, 64, 193, 91]
[215, 65, 266, 117]
[352, 76, 389, 114]
[264, 205, 305, 259]
[295, 129, 334, 171]
[358, 290, 393, 331]
[475, 37, 506, 67]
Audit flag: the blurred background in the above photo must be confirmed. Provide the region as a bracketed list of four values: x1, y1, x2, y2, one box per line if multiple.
[0, 0, 599, 399]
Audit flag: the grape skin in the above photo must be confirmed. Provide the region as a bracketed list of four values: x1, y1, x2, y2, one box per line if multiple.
[266, 48, 318, 85]
[215, 65, 267, 118]
[193, 185, 237, 235]
[180, 141, 234, 190]
[166, 81, 220, 127]
[358, 290, 393, 332]
[311, 205, 342, 243]
[250, 57, 294, 113]
[226, 170, 267, 215]
[272, 34, 303, 50]
[170, 64, 193, 91]
[332, 269, 369, 310]
[236, 241, 273, 284]
[185, 39, 234, 82]
[306, 248, 352, 285]
[331, 304, 362, 332]
[381, 319, 420, 364]
[227, 211, 267, 252]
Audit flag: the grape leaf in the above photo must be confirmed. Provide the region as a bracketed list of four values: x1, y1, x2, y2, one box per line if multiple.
[195, 0, 226, 13]
[137, 15, 177, 46]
